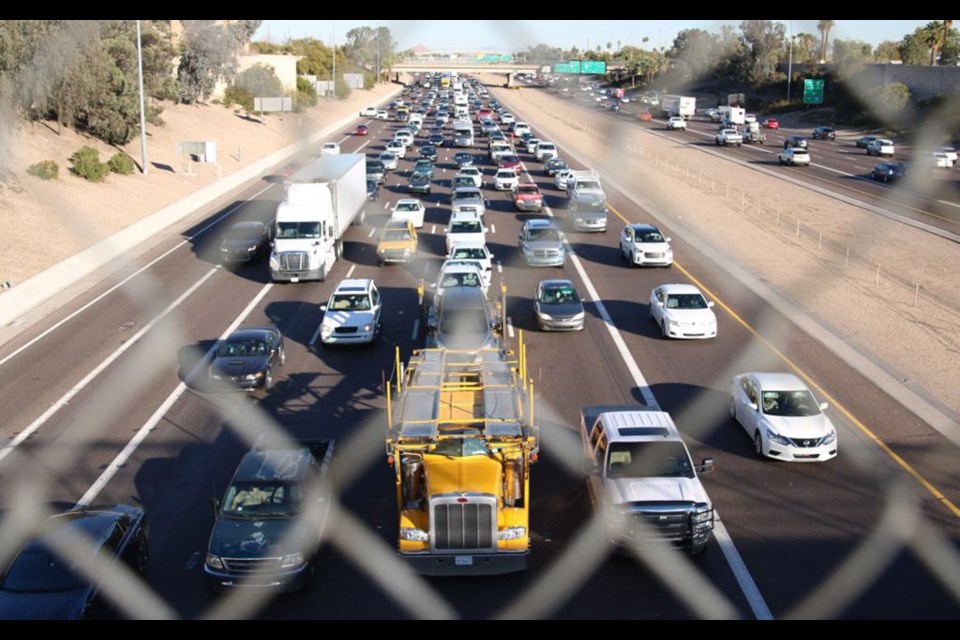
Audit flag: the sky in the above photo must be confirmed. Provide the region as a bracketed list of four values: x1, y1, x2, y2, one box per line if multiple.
[254, 20, 933, 52]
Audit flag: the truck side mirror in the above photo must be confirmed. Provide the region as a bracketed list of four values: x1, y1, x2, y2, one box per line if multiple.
[697, 458, 716, 475]
[319, 303, 328, 312]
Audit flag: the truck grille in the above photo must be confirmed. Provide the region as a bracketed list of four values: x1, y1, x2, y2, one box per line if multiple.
[279, 252, 309, 271]
[433, 502, 495, 550]
[629, 511, 691, 542]
[221, 557, 283, 574]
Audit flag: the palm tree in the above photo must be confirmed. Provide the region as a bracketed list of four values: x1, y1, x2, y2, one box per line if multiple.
[921, 20, 954, 65]
[817, 20, 835, 62]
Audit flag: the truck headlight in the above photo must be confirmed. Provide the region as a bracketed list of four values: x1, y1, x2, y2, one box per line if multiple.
[498, 527, 527, 540]
[269, 255, 279, 270]
[766, 428, 791, 446]
[692, 504, 713, 525]
[399, 528, 429, 542]
[205, 554, 224, 570]
[280, 552, 305, 568]
[822, 429, 837, 445]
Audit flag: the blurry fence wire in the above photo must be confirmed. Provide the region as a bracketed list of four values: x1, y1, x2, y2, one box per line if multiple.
[0, 19, 959, 621]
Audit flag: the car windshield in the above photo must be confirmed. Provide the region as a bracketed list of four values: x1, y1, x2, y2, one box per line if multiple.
[277, 221, 320, 239]
[665, 294, 708, 310]
[367, 162, 384, 172]
[498, 171, 516, 178]
[366, 179, 377, 191]
[328, 293, 372, 312]
[383, 229, 412, 241]
[0, 543, 86, 593]
[452, 247, 486, 260]
[578, 199, 605, 213]
[540, 286, 579, 304]
[760, 390, 822, 417]
[517, 186, 539, 195]
[453, 178, 473, 187]
[606, 442, 695, 479]
[576, 181, 601, 191]
[439, 307, 489, 335]
[226, 225, 260, 242]
[440, 271, 481, 288]
[636, 230, 665, 243]
[451, 221, 482, 233]
[500, 156, 519, 164]
[396, 202, 419, 212]
[222, 481, 301, 517]
[218, 338, 268, 357]
[527, 227, 560, 242]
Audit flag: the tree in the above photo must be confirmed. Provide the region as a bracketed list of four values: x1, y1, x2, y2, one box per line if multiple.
[832, 39, 872, 62]
[177, 20, 256, 103]
[899, 22, 960, 66]
[872, 81, 911, 114]
[739, 20, 786, 84]
[874, 40, 901, 62]
[667, 29, 720, 86]
[344, 26, 397, 80]
[817, 20, 835, 62]
[234, 63, 283, 98]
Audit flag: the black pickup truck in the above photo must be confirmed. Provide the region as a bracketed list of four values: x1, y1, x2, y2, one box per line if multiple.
[204, 439, 334, 593]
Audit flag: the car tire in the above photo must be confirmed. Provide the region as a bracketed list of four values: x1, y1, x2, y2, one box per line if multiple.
[660, 320, 668, 338]
[754, 431, 764, 457]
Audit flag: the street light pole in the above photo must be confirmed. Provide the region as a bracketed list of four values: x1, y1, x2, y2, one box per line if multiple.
[786, 20, 794, 102]
[376, 27, 381, 85]
[331, 20, 336, 98]
[136, 20, 148, 175]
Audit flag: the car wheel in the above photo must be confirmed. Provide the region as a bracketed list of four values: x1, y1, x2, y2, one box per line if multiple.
[754, 431, 764, 457]
[660, 320, 668, 338]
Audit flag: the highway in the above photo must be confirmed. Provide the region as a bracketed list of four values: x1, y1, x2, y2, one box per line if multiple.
[0, 79, 958, 619]
[541, 81, 960, 239]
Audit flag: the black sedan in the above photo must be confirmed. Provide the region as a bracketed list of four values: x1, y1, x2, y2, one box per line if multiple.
[208, 327, 285, 390]
[0, 505, 148, 620]
[419, 145, 438, 162]
[856, 135, 879, 148]
[408, 172, 432, 194]
[428, 133, 445, 147]
[453, 152, 475, 168]
[544, 157, 568, 177]
[871, 162, 907, 183]
[812, 126, 836, 141]
[220, 221, 271, 264]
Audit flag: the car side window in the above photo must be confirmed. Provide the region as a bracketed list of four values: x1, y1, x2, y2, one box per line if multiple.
[596, 432, 607, 466]
[371, 288, 380, 306]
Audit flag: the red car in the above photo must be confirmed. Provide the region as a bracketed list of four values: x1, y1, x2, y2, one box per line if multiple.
[638, 111, 653, 122]
[498, 154, 522, 172]
[356, 124, 369, 136]
[512, 183, 543, 212]
[762, 118, 780, 129]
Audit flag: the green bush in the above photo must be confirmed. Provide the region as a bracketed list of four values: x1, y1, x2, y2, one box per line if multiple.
[224, 84, 254, 112]
[294, 76, 317, 111]
[27, 160, 59, 180]
[334, 77, 351, 100]
[69, 146, 109, 182]
[108, 152, 135, 175]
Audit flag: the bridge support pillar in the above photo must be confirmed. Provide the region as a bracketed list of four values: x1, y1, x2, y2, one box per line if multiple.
[505, 72, 513, 88]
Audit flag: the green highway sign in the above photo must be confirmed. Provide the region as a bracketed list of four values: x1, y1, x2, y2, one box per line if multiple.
[803, 79, 824, 104]
[553, 61, 581, 74]
[581, 60, 607, 74]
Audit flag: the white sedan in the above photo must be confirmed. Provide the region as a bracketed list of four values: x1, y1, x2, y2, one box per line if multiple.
[360, 106, 378, 117]
[391, 199, 426, 228]
[320, 142, 340, 155]
[493, 168, 519, 191]
[936, 146, 957, 166]
[730, 372, 838, 462]
[666, 117, 687, 131]
[455, 167, 483, 189]
[376, 110, 389, 121]
[649, 284, 717, 339]
[779, 147, 811, 166]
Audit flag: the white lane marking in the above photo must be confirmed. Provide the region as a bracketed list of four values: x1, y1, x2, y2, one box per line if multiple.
[76, 282, 275, 507]
[497, 261, 503, 274]
[430, 225, 436, 234]
[490, 224, 496, 234]
[0, 184, 272, 368]
[411, 319, 420, 341]
[355, 140, 371, 151]
[345, 265, 356, 279]
[309, 322, 323, 347]
[506, 109, 771, 619]
[0, 266, 221, 464]
[506, 317, 515, 338]
[368, 227, 376, 237]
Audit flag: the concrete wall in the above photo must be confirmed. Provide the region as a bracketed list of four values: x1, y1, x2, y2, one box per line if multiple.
[212, 54, 302, 99]
[860, 64, 960, 99]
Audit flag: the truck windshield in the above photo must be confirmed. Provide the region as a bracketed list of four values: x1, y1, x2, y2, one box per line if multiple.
[606, 442, 694, 479]
[222, 481, 301, 517]
[277, 222, 320, 239]
[432, 437, 490, 458]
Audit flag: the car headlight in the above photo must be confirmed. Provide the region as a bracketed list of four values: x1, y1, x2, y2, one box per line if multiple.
[538, 312, 553, 321]
[321, 321, 334, 334]
[248, 245, 259, 252]
[205, 554, 224, 570]
[243, 373, 262, 381]
[822, 429, 837, 445]
[498, 526, 527, 540]
[571, 312, 585, 321]
[766, 427, 791, 446]
[362, 324, 374, 332]
[399, 528, 429, 542]
[280, 552, 305, 569]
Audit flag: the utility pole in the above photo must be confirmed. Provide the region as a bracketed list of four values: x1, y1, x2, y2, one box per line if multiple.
[331, 20, 336, 98]
[376, 26, 381, 84]
[786, 20, 794, 101]
[136, 20, 148, 175]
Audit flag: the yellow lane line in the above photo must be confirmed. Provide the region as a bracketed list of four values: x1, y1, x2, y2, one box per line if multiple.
[606, 201, 960, 521]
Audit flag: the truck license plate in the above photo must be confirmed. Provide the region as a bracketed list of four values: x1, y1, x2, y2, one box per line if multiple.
[454, 555, 473, 566]
[290, 276, 300, 283]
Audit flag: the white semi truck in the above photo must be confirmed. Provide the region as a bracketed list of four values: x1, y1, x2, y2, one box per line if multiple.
[270, 154, 366, 283]
[660, 95, 696, 119]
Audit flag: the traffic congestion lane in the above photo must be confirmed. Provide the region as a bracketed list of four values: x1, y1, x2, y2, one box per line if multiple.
[553, 85, 960, 232]
[493, 83, 960, 617]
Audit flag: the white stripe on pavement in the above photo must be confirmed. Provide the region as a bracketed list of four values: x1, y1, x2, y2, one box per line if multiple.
[0, 266, 222, 464]
[76, 282, 275, 507]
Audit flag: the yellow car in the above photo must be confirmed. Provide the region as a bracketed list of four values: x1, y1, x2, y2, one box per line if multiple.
[377, 219, 418, 264]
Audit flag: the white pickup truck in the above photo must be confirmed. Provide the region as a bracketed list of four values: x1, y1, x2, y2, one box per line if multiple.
[579, 405, 716, 555]
[715, 128, 743, 147]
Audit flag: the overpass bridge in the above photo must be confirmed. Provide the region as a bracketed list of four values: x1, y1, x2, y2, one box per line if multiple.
[392, 61, 542, 86]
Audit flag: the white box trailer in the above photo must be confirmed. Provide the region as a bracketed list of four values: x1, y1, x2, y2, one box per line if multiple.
[717, 105, 746, 125]
[660, 95, 696, 119]
[270, 154, 366, 282]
